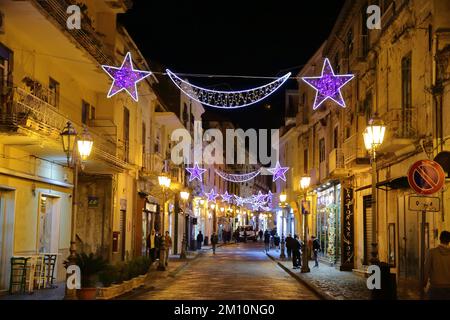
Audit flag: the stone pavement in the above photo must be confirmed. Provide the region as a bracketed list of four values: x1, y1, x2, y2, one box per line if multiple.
[128, 242, 320, 300]
[267, 252, 421, 300]
[0, 249, 204, 300]
[267, 252, 370, 300]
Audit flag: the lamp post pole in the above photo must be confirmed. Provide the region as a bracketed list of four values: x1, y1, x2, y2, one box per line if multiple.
[61, 122, 93, 300]
[179, 191, 189, 259]
[370, 148, 379, 265]
[158, 187, 167, 271]
[301, 189, 310, 273]
[300, 176, 311, 273]
[280, 207, 286, 259]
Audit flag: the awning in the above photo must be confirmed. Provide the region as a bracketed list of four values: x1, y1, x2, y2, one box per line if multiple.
[434, 151, 450, 177]
[376, 176, 410, 190]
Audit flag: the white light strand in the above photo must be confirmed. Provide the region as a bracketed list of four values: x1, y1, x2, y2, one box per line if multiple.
[166, 69, 291, 109]
[214, 168, 262, 183]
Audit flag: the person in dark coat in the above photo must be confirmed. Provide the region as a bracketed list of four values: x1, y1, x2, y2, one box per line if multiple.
[264, 230, 270, 253]
[196, 231, 204, 250]
[273, 233, 281, 251]
[285, 233, 293, 259]
[258, 230, 264, 241]
[292, 234, 301, 269]
[312, 235, 321, 267]
[243, 229, 248, 243]
[211, 232, 219, 254]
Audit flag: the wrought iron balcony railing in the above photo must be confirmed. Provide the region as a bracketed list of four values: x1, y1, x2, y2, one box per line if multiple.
[342, 133, 368, 165]
[3, 86, 124, 166]
[381, 107, 418, 139]
[33, 0, 113, 65]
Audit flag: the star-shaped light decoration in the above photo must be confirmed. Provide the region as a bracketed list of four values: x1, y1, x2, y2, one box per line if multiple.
[301, 58, 354, 110]
[254, 191, 267, 203]
[266, 190, 273, 204]
[205, 188, 219, 202]
[267, 161, 290, 182]
[185, 163, 207, 182]
[234, 195, 245, 206]
[221, 191, 232, 203]
[101, 52, 152, 102]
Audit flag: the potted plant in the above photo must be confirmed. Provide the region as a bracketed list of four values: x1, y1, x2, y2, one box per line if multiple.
[75, 252, 107, 300]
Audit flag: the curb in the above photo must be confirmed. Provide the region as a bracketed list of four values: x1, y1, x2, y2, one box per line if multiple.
[266, 253, 333, 300]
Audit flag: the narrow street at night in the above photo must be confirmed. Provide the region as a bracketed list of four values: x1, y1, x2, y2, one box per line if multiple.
[127, 243, 319, 300]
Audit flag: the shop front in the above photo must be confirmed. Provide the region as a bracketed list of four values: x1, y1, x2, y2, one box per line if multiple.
[315, 183, 341, 265]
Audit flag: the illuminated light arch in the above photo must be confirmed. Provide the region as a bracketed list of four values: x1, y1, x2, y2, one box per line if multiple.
[214, 168, 262, 183]
[166, 69, 291, 109]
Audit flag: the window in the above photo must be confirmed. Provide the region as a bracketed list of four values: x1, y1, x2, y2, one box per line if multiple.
[48, 77, 59, 108]
[333, 127, 338, 149]
[401, 53, 412, 109]
[303, 149, 308, 174]
[401, 53, 413, 136]
[123, 107, 130, 162]
[361, 3, 369, 57]
[319, 138, 325, 163]
[81, 100, 95, 125]
[346, 28, 353, 56]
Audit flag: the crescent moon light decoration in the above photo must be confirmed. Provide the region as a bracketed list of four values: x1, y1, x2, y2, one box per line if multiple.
[214, 168, 262, 183]
[166, 69, 291, 109]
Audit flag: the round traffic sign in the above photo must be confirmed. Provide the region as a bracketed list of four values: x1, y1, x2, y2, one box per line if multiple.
[407, 160, 445, 195]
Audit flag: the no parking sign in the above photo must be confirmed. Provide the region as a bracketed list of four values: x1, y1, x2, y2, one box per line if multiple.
[407, 160, 445, 195]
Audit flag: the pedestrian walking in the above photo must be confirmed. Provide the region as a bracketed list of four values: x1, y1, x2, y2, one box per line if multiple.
[147, 229, 156, 262]
[164, 231, 172, 266]
[273, 233, 281, 251]
[292, 234, 301, 269]
[312, 235, 321, 268]
[285, 233, 293, 259]
[264, 230, 270, 253]
[154, 231, 161, 260]
[243, 229, 248, 243]
[258, 229, 264, 241]
[211, 232, 219, 254]
[423, 230, 450, 299]
[197, 231, 204, 250]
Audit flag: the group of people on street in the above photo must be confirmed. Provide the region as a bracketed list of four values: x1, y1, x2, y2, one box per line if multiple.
[263, 229, 322, 269]
[196, 231, 219, 254]
[146, 230, 172, 266]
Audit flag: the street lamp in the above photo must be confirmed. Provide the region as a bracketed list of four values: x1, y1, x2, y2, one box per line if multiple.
[61, 121, 93, 300]
[300, 176, 311, 273]
[363, 115, 386, 265]
[157, 173, 171, 271]
[278, 193, 287, 259]
[179, 190, 190, 259]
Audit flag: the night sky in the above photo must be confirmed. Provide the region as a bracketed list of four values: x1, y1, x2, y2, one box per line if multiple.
[120, 0, 346, 129]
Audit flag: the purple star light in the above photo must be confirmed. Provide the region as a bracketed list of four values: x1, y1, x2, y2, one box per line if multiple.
[234, 195, 245, 206]
[185, 163, 207, 182]
[221, 191, 232, 203]
[205, 189, 219, 202]
[268, 161, 290, 182]
[301, 58, 354, 110]
[102, 52, 152, 102]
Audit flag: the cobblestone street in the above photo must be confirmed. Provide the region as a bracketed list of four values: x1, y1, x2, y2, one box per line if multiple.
[128, 242, 320, 300]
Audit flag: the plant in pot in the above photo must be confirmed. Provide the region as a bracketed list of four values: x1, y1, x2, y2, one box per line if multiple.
[75, 252, 107, 300]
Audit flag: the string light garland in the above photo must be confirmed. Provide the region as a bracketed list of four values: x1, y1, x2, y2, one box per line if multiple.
[301, 58, 354, 110]
[101, 52, 152, 102]
[214, 168, 262, 183]
[166, 69, 291, 109]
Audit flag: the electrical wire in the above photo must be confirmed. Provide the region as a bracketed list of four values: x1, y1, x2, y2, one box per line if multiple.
[11, 47, 304, 80]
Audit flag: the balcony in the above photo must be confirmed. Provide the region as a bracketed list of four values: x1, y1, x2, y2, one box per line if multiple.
[141, 153, 164, 176]
[328, 148, 348, 177]
[342, 133, 369, 167]
[378, 107, 419, 154]
[32, 0, 113, 65]
[0, 87, 127, 171]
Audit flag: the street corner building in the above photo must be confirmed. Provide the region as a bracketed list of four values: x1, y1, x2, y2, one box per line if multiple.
[276, 0, 450, 293]
[0, 0, 200, 294]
